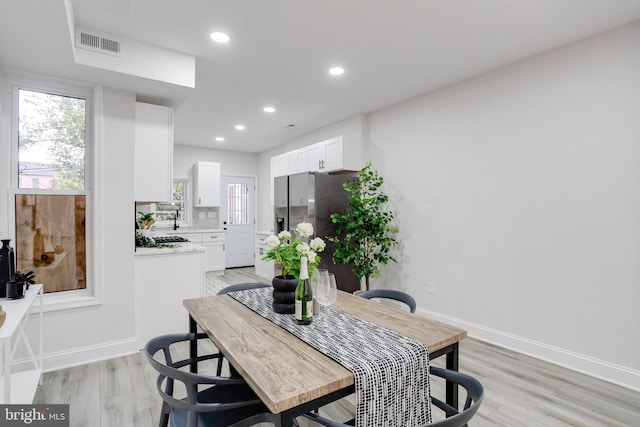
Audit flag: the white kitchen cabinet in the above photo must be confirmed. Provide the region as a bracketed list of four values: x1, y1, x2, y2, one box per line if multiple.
[306, 143, 324, 173]
[255, 232, 275, 281]
[203, 232, 225, 273]
[271, 154, 287, 178]
[270, 154, 287, 205]
[269, 134, 361, 205]
[135, 249, 204, 349]
[166, 230, 226, 274]
[307, 136, 344, 173]
[193, 161, 221, 207]
[286, 148, 306, 174]
[134, 102, 173, 202]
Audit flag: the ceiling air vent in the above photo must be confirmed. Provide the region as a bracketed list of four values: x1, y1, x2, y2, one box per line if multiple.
[76, 29, 122, 57]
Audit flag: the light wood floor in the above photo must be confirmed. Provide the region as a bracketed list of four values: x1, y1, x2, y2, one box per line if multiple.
[34, 268, 640, 426]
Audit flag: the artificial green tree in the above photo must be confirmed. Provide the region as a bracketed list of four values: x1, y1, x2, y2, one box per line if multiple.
[328, 163, 398, 291]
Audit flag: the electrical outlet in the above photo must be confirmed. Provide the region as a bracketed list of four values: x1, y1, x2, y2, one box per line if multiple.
[427, 281, 436, 295]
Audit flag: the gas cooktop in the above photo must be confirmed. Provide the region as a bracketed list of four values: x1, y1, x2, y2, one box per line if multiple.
[153, 236, 190, 244]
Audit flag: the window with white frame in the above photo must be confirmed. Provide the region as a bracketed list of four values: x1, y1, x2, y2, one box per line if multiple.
[12, 85, 91, 295]
[155, 179, 189, 225]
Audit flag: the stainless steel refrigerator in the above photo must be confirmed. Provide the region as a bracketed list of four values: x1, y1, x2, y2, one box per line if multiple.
[274, 172, 359, 292]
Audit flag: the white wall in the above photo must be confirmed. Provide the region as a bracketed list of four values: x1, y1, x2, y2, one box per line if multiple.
[3, 19, 637, 389]
[366, 22, 640, 388]
[173, 145, 259, 180]
[0, 80, 139, 370]
[0, 75, 9, 238]
[173, 145, 260, 229]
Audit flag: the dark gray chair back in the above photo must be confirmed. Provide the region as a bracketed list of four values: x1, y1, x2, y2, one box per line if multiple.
[217, 282, 270, 294]
[144, 332, 276, 427]
[357, 289, 417, 313]
[303, 366, 483, 427]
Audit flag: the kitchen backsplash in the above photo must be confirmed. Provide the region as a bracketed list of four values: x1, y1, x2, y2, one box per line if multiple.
[192, 207, 220, 229]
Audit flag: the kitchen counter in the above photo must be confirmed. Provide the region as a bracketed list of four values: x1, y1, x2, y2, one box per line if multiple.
[135, 243, 205, 256]
[159, 229, 226, 273]
[166, 228, 225, 234]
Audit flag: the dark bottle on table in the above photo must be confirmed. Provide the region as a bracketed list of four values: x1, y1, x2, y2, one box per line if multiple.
[294, 256, 313, 325]
[0, 239, 15, 298]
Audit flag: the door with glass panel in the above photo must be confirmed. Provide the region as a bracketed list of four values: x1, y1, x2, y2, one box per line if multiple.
[221, 176, 255, 268]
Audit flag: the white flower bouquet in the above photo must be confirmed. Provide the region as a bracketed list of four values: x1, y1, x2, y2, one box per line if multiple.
[262, 222, 326, 279]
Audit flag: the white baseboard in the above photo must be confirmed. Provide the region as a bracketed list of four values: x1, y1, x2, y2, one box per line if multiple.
[13, 338, 142, 373]
[418, 307, 640, 392]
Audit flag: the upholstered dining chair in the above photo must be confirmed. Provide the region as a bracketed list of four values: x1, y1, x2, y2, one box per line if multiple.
[145, 332, 279, 427]
[356, 289, 417, 313]
[302, 366, 484, 427]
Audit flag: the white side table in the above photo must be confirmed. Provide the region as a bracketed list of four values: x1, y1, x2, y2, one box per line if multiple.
[0, 284, 43, 403]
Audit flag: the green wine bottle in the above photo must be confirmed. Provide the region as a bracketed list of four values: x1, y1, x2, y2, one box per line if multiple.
[295, 256, 313, 325]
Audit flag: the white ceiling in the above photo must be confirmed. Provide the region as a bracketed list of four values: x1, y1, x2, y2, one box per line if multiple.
[2, 0, 640, 153]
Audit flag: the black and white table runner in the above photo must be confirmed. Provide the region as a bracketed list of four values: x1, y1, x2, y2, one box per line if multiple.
[229, 287, 432, 427]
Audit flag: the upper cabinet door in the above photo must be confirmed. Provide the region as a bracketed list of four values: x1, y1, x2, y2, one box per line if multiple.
[134, 102, 173, 202]
[193, 161, 221, 207]
[286, 148, 307, 174]
[306, 143, 324, 172]
[306, 136, 344, 173]
[323, 137, 343, 172]
[270, 154, 287, 205]
[271, 154, 287, 177]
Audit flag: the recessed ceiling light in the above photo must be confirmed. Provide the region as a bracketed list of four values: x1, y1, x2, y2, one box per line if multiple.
[329, 67, 345, 76]
[215, 136, 224, 142]
[263, 106, 276, 113]
[235, 124, 245, 130]
[210, 32, 230, 43]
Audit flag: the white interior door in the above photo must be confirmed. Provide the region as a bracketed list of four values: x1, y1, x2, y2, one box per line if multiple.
[221, 176, 255, 268]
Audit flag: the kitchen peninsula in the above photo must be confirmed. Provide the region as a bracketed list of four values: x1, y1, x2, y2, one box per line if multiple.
[134, 243, 204, 348]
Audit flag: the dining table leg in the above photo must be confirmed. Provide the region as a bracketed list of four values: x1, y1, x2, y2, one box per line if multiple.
[189, 315, 198, 373]
[445, 342, 459, 409]
[278, 413, 295, 427]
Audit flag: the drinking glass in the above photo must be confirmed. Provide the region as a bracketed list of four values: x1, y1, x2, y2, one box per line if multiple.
[317, 273, 337, 311]
[311, 269, 328, 294]
[311, 269, 328, 315]
[315, 273, 328, 308]
[324, 273, 337, 306]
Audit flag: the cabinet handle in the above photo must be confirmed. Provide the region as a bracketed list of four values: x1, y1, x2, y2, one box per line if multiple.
[199, 197, 201, 205]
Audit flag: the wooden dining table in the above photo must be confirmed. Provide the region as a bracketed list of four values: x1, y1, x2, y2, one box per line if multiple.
[184, 289, 467, 426]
